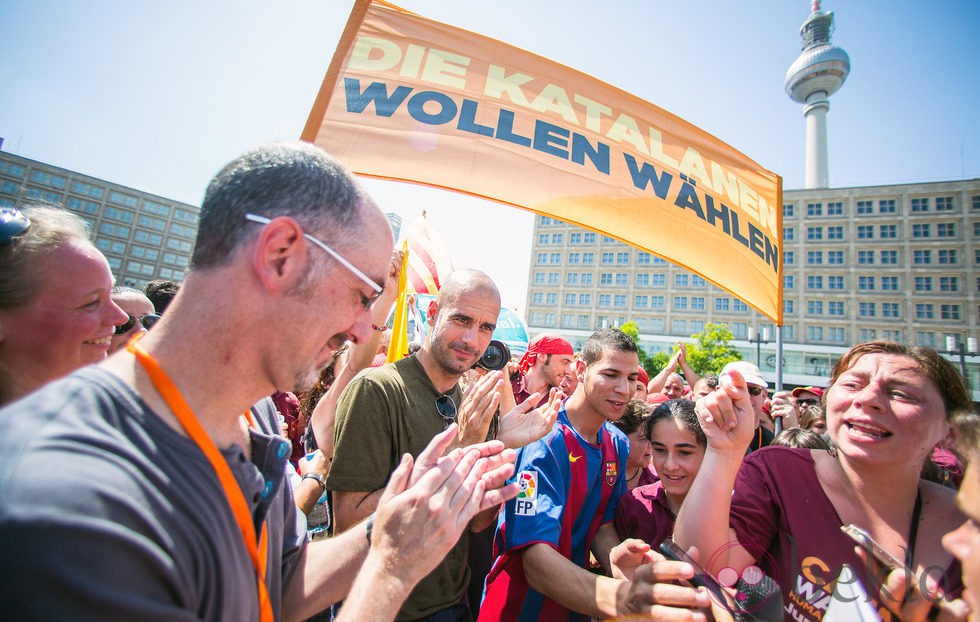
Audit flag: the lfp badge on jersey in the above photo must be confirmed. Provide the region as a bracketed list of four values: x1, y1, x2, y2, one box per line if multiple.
[515, 471, 537, 516]
[604, 461, 618, 487]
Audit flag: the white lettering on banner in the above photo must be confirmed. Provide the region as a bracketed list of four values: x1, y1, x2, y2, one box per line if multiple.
[346, 34, 774, 220]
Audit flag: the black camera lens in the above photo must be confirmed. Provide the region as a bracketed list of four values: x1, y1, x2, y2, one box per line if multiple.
[475, 340, 510, 371]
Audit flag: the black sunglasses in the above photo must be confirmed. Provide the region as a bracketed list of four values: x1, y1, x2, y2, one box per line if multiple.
[797, 398, 819, 406]
[435, 395, 457, 428]
[114, 313, 161, 335]
[0, 207, 30, 245]
[747, 386, 764, 396]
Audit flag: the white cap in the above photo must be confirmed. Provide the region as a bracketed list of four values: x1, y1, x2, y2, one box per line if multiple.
[721, 361, 767, 389]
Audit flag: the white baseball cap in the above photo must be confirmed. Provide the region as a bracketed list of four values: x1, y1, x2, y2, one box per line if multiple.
[720, 361, 768, 389]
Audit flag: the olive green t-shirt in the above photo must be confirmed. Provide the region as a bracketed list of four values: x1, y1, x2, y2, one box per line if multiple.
[327, 355, 466, 620]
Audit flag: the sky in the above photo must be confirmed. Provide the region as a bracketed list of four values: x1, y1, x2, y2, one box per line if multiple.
[2, 1, 978, 315]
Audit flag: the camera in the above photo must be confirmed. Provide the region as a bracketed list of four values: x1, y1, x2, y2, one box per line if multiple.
[475, 340, 511, 371]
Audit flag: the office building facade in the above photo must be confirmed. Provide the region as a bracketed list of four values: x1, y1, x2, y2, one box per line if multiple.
[0, 151, 199, 288]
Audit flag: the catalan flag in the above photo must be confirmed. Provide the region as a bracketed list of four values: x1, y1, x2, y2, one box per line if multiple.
[400, 211, 455, 295]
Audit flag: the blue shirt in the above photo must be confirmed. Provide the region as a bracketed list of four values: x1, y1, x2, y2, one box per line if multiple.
[479, 408, 628, 622]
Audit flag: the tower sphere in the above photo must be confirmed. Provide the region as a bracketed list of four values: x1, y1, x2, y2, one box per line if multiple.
[785, 1, 850, 103]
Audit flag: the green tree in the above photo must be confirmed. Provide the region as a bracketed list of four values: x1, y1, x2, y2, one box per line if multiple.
[618, 321, 651, 370]
[646, 350, 672, 377]
[684, 322, 742, 375]
[618, 321, 741, 379]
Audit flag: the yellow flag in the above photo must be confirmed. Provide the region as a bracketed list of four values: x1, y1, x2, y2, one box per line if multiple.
[387, 242, 410, 363]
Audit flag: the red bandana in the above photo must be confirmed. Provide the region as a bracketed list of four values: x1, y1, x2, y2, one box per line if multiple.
[518, 333, 574, 375]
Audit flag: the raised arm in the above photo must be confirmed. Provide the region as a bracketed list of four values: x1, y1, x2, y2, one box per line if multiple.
[647, 349, 682, 394]
[675, 342, 700, 390]
[672, 370, 757, 576]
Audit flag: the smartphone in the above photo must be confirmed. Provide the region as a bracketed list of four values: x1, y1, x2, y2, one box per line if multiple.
[659, 539, 734, 614]
[840, 524, 910, 573]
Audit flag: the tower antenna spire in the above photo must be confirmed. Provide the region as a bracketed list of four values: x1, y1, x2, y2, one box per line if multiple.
[785, 1, 850, 189]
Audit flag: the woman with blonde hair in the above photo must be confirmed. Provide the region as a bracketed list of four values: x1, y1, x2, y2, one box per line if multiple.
[0, 205, 126, 405]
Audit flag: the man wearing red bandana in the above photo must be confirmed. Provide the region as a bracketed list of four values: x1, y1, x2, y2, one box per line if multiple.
[511, 333, 575, 408]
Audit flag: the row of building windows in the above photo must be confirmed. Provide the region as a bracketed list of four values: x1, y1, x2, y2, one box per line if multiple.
[1, 156, 208, 290]
[784, 222, 963, 241]
[536, 271, 716, 288]
[71, 180, 106, 199]
[781, 275, 961, 292]
[783, 300, 961, 320]
[542, 247, 967, 269]
[1, 165, 198, 228]
[782, 195, 975, 217]
[538, 198, 980, 225]
[551, 252, 668, 265]
[138, 201, 197, 224]
[29, 170, 67, 188]
[0, 162, 26, 177]
[96, 236, 190, 264]
[530, 290, 750, 313]
[533, 287, 966, 323]
[788, 249, 959, 265]
[542, 222, 979, 247]
[532, 311, 921, 346]
[24, 187, 63, 203]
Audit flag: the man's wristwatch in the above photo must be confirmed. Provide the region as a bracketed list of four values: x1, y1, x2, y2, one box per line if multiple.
[301, 473, 326, 489]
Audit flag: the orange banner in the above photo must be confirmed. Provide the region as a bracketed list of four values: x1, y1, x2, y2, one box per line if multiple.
[303, 0, 783, 322]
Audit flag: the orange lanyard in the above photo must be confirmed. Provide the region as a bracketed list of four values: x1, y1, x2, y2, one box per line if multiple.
[128, 336, 274, 622]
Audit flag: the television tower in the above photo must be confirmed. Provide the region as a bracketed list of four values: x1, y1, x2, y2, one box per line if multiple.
[785, 1, 850, 189]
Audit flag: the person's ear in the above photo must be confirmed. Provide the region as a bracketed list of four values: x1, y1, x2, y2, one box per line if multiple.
[251, 217, 308, 293]
[938, 421, 954, 449]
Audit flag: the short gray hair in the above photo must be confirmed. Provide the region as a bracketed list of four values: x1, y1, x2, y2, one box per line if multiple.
[191, 142, 368, 270]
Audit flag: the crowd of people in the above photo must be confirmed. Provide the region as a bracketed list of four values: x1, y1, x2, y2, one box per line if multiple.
[0, 141, 977, 622]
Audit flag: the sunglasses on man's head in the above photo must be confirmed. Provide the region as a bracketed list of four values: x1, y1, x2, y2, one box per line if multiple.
[797, 398, 819, 406]
[114, 313, 160, 335]
[0, 207, 30, 245]
[435, 395, 457, 428]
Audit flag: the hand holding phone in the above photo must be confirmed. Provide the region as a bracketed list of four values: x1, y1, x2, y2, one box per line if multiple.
[659, 539, 734, 615]
[840, 524, 910, 574]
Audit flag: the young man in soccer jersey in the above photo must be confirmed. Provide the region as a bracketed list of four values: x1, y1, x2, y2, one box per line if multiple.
[479, 328, 712, 621]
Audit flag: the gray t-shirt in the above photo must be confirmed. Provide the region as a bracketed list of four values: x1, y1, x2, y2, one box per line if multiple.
[0, 367, 306, 621]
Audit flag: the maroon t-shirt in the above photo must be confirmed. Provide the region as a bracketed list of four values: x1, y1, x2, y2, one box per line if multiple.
[638, 464, 659, 487]
[730, 446, 961, 622]
[510, 374, 549, 408]
[614, 480, 675, 548]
